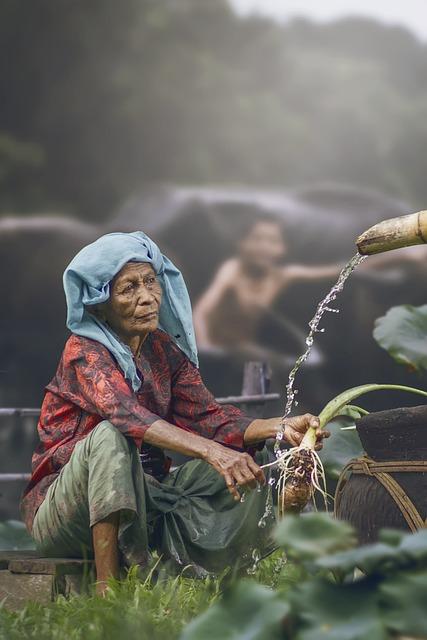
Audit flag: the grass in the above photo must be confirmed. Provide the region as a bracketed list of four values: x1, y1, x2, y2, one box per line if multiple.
[0, 552, 296, 640]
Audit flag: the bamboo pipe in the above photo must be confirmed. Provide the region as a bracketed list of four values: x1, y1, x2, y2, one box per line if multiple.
[356, 210, 427, 255]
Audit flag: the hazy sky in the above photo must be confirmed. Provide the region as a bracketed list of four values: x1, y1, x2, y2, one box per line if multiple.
[230, 0, 427, 41]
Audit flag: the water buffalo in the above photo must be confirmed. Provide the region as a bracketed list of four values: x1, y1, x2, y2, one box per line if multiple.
[0, 216, 97, 406]
[111, 183, 423, 410]
[0, 183, 422, 410]
[3, 184, 427, 521]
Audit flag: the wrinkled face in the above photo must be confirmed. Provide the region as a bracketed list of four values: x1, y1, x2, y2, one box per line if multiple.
[239, 221, 287, 270]
[99, 262, 162, 340]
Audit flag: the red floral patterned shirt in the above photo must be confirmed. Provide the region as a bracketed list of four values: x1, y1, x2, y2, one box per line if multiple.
[21, 330, 253, 532]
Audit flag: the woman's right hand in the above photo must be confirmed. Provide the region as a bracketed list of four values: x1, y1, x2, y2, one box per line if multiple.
[204, 442, 266, 501]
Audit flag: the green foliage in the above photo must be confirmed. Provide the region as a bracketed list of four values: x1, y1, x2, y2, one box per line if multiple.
[181, 581, 289, 640]
[318, 418, 364, 480]
[0, 132, 45, 213]
[380, 572, 427, 638]
[2, 515, 427, 639]
[0, 569, 220, 640]
[374, 303, 427, 372]
[336, 405, 369, 419]
[0, 550, 293, 640]
[290, 578, 385, 640]
[0, 133, 44, 183]
[318, 383, 427, 428]
[184, 514, 427, 640]
[313, 384, 427, 492]
[316, 528, 427, 575]
[3, 2, 427, 217]
[274, 513, 356, 561]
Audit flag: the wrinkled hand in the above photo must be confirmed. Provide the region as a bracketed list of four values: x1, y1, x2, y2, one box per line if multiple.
[205, 442, 265, 501]
[244, 414, 330, 450]
[284, 414, 329, 450]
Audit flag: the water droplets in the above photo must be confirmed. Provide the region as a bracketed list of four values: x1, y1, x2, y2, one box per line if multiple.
[246, 548, 261, 575]
[274, 429, 284, 455]
[273, 555, 287, 574]
[190, 526, 209, 542]
[240, 492, 246, 503]
[171, 549, 183, 565]
[280, 253, 366, 426]
[265, 254, 366, 523]
[191, 528, 201, 542]
[258, 484, 274, 528]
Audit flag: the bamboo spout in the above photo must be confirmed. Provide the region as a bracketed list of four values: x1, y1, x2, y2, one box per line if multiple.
[356, 210, 427, 255]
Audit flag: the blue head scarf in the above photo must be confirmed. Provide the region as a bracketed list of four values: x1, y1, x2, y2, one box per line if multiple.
[63, 231, 198, 391]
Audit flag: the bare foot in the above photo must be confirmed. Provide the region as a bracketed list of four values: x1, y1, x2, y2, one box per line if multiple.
[96, 579, 109, 597]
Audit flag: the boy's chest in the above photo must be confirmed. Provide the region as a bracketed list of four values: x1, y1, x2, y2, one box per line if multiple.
[233, 274, 282, 308]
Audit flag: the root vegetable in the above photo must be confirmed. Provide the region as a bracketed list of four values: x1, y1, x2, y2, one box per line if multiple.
[263, 384, 427, 517]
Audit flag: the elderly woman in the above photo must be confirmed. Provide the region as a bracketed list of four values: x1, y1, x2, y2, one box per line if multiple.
[21, 232, 323, 594]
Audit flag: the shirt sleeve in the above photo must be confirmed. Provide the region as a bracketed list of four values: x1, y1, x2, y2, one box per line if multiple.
[57, 337, 160, 448]
[169, 353, 253, 450]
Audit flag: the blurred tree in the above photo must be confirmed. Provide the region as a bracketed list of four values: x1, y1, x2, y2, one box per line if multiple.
[0, 133, 44, 210]
[0, 0, 143, 216]
[1, 1, 427, 220]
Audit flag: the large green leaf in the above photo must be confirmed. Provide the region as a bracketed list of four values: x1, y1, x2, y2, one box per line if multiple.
[180, 581, 290, 640]
[377, 529, 404, 547]
[274, 513, 356, 562]
[396, 528, 427, 563]
[318, 418, 364, 480]
[380, 570, 427, 637]
[315, 542, 399, 575]
[374, 303, 427, 371]
[316, 528, 427, 575]
[319, 383, 427, 428]
[291, 577, 386, 640]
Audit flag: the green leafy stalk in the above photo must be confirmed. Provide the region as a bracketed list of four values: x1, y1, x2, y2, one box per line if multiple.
[342, 404, 370, 417]
[300, 383, 427, 448]
[300, 425, 318, 449]
[319, 384, 427, 427]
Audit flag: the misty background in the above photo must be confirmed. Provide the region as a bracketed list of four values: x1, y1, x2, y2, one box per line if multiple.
[3, 0, 427, 218]
[1, 0, 427, 517]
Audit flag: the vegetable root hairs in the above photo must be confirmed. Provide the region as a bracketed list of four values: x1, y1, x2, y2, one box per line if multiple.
[264, 383, 427, 518]
[262, 446, 329, 517]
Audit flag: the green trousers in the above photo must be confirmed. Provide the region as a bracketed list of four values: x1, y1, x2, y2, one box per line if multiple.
[32, 421, 276, 575]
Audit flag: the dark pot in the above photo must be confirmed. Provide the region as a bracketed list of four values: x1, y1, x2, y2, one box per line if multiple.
[335, 405, 427, 544]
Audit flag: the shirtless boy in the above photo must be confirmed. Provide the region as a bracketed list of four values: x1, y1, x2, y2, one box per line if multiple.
[193, 216, 341, 364]
[193, 215, 425, 366]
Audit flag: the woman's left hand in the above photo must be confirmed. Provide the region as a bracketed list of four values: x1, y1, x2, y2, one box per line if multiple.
[283, 414, 329, 449]
[244, 414, 329, 450]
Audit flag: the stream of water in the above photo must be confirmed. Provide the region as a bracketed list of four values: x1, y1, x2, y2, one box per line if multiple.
[274, 252, 367, 456]
[250, 252, 368, 562]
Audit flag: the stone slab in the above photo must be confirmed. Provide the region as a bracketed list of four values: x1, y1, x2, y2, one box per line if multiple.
[0, 550, 40, 570]
[0, 550, 93, 575]
[0, 570, 54, 610]
[0, 550, 94, 607]
[0, 570, 94, 609]
[8, 557, 93, 576]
